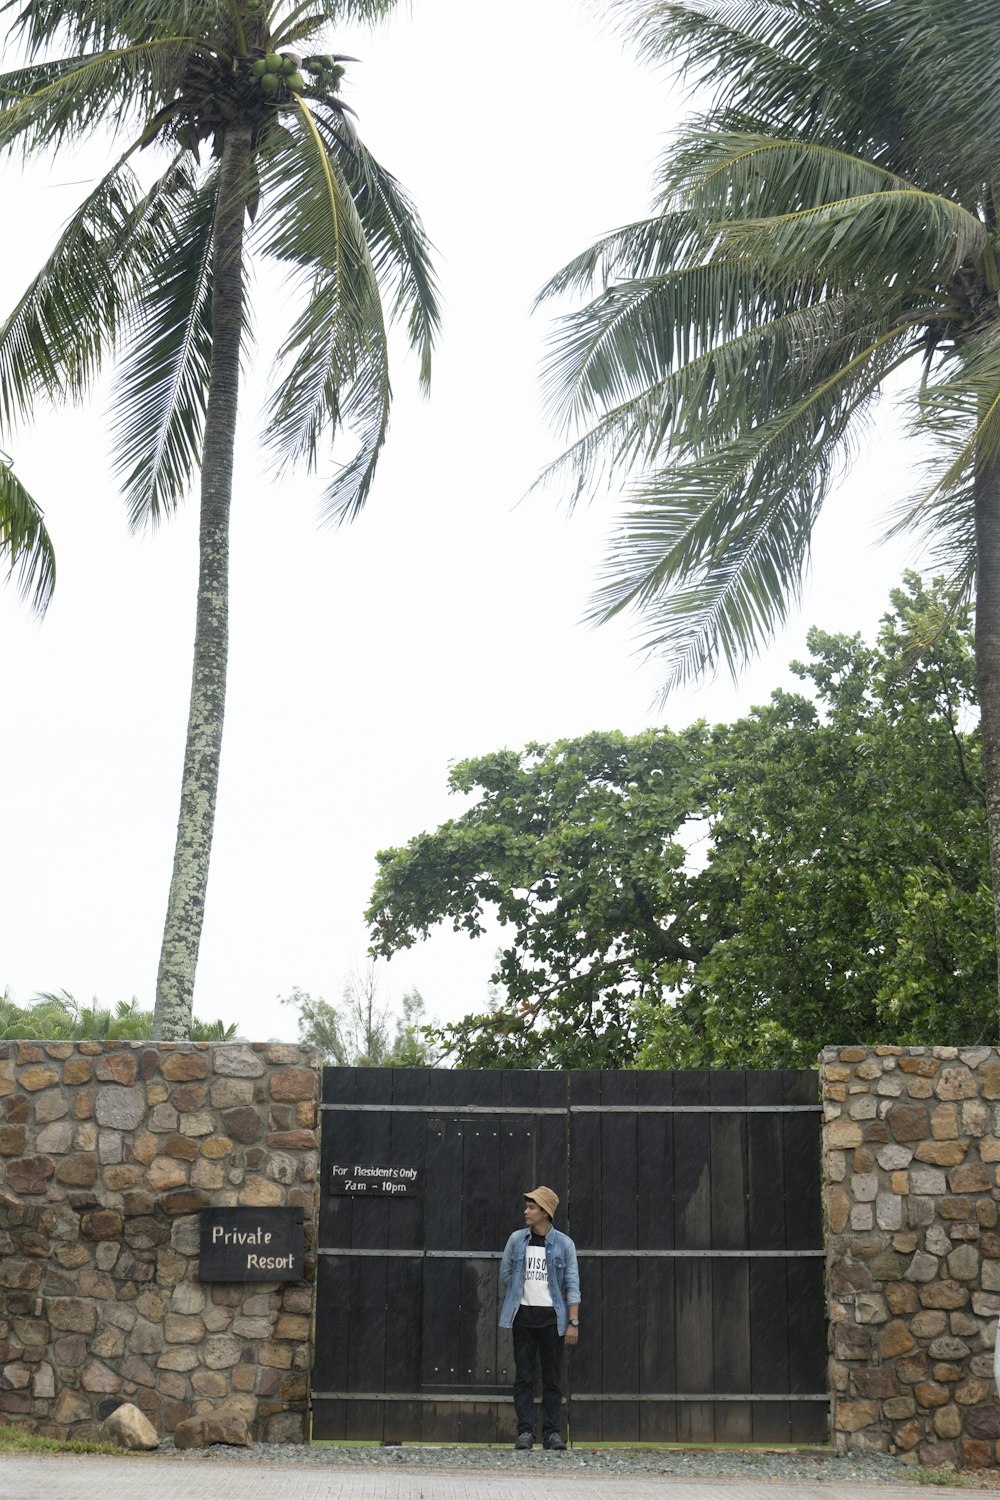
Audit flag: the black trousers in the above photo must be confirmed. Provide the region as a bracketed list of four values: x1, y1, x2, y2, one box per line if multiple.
[512, 1321, 564, 1438]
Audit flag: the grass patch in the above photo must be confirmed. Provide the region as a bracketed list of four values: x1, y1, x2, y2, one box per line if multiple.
[0, 1423, 129, 1456]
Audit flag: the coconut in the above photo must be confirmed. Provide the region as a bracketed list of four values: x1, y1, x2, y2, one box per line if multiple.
[280, 54, 298, 74]
[287, 71, 305, 92]
[250, 57, 268, 77]
[259, 73, 280, 94]
[264, 53, 282, 72]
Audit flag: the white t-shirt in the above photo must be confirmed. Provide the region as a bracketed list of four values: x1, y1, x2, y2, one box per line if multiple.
[520, 1236, 553, 1307]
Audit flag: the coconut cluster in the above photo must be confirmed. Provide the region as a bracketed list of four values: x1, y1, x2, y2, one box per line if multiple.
[303, 55, 346, 91]
[250, 52, 305, 98]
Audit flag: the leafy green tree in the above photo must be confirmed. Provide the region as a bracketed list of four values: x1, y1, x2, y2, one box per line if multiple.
[536, 0, 1000, 1022]
[0, 1, 438, 1040]
[280, 965, 436, 1065]
[368, 577, 993, 1067]
[368, 723, 715, 1067]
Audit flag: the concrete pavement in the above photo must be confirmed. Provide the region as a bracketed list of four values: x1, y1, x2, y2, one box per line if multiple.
[1, 1455, 998, 1500]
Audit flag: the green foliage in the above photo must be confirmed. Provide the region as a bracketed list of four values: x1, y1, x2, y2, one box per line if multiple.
[0, 988, 237, 1040]
[538, 0, 1000, 686]
[280, 966, 437, 1066]
[368, 576, 993, 1067]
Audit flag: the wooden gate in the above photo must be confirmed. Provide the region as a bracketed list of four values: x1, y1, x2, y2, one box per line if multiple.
[311, 1067, 827, 1444]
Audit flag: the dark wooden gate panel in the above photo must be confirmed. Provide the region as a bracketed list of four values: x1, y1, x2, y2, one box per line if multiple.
[313, 1066, 826, 1445]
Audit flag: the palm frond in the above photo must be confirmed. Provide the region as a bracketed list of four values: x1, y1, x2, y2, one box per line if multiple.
[3, 2, 225, 54]
[111, 163, 217, 528]
[885, 325, 1000, 560]
[888, 0, 1000, 195]
[0, 153, 202, 423]
[612, 0, 907, 164]
[537, 213, 702, 304]
[658, 130, 916, 218]
[590, 326, 912, 688]
[257, 96, 390, 522]
[321, 113, 440, 391]
[540, 261, 867, 433]
[718, 190, 985, 287]
[535, 291, 892, 507]
[0, 448, 55, 611]
[0, 41, 193, 155]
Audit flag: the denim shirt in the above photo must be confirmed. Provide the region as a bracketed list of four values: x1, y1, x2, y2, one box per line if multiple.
[498, 1226, 581, 1336]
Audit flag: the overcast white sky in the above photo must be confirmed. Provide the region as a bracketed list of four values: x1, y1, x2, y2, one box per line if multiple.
[1, 0, 920, 1040]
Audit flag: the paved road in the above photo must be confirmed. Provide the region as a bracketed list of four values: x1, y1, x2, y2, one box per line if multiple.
[1, 1456, 998, 1500]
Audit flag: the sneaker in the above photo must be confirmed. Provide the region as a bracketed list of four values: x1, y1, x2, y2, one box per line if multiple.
[515, 1432, 533, 1450]
[544, 1433, 567, 1450]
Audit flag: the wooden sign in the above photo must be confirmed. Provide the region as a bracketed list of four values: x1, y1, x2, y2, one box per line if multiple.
[199, 1207, 304, 1281]
[328, 1163, 423, 1197]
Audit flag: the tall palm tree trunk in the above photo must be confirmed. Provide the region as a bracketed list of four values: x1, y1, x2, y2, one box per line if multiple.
[974, 455, 1000, 1034]
[153, 124, 251, 1040]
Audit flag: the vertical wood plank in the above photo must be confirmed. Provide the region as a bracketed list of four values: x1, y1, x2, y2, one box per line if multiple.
[639, 1257, 676, 1442]
[459, 1400, 495, 1444]
[568, 1259, 602, 1440]
[709, 1072, 751, 1442]
[600, 1071, 637, 1250]
[636, 1070, 674, 1437]
[534, 1108, 568, 1221]
[312, 1254, 349, 1394]
[458, 1257, 501, 1390]
[423, 1400, 460, 1442]
[787, 1258, 828, 1441]
[310, 1398, 346, 1441]
[384, 1255, 423, 1395]
[783, 1110, 822, 1252]
[421, 1258, 462, 1394]
[569, 1077, 602, 1251]
[461, 1081, 503, 1253]
[344, 1398, 384, 1442]
[600, 1256, 640, 1440]
[750, 1258, 791, 1442]
[344, 1255, 388, 1439]
[672, 1074, 714, 1440]
[674, 1258, 714, 1441]
[425, 1117, 462, 1251]
[712, 1259, 753, 1442]
[382, 1400, 422, 1445]
[637, 1070, 673, 1251]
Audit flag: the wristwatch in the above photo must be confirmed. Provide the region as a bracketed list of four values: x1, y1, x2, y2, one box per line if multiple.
[569, 1318, 580, 1327]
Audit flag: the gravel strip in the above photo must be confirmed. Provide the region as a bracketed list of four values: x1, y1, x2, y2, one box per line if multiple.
[148, 1442, 996, 1487]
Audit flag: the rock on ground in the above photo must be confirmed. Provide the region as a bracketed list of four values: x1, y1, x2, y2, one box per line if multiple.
[172, 1407, 252, 1449]
[101, 1401, 159, 1450]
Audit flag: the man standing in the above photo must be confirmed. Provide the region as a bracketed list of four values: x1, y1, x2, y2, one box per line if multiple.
[499, 1185, 580, 1450]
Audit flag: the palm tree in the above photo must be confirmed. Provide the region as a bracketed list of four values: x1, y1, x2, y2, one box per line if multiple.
[0, 1, 438, 1039]
[537, 0, 1000, 1023]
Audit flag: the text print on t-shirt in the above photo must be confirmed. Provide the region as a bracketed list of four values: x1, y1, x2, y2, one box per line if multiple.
[521, 1245, 553, 1305]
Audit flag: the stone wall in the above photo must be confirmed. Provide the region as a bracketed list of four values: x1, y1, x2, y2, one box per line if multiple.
[824, 1045, 1000, 1471]
[0, 1041, 319, 1442]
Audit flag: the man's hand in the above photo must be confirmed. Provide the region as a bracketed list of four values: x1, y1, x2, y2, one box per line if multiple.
[564, 1325, 579, 1347]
